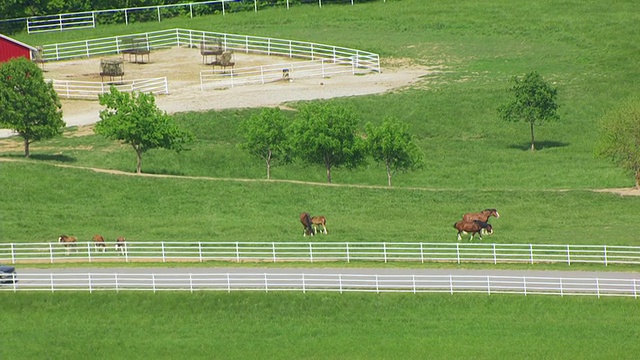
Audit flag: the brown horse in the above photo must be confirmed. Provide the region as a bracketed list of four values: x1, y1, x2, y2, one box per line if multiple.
[93, 234, 106, 252]
[115, 236, 126, 254]
[453, 220, 493, 241]
[462, 208, 500, 223]
[311, 216, 328, 234]
[300, 212, 315, 237]
[58, 235, 77, 254]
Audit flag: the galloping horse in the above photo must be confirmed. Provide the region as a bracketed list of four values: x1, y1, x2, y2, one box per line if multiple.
[115, 236, 126, 255]
[311, 216, 328, 234]
[299, 212, 315, 237]
[58, 235, 78, 254]
[453, 220, 493, 241]
[93, 234, 106, 252]
[462, 208, 500, 223]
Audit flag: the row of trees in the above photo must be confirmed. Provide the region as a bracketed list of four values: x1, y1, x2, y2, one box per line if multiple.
[239, 104, 424, 185]
[1, 57, 639, 188]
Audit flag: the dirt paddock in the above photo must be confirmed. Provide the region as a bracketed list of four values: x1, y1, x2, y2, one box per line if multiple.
[39, 46, 431, 128]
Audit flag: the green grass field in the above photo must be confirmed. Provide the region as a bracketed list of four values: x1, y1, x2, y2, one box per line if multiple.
[1, 1, 639, 358]
[1, 292, 638, 359]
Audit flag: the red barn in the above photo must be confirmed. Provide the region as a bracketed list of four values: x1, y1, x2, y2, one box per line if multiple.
[0, 33, 38, 63]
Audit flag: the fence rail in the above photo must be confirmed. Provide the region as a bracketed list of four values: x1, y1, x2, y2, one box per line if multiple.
[1, 272, 638, 298]
[200, 57, 359, 89]
[2, 241, 640, 266]
[39, 28, 380, 74]
[50, 77, 169, 99]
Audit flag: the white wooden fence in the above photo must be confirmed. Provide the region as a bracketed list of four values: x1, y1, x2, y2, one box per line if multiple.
[39, 28, 380, 74]
[2, 241, 640, 266]
[20, 0, 383, 34]
[1, 272, 638, 298]
[200, 57, 360, 89]
[50, 77, 169, 99]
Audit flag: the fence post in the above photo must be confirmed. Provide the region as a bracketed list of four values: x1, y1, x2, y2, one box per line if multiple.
[152, 273, 156, 293]
[156, 6, 161, 22]
[530, 244, 534, 264]
[235, 242, 240, 262]
[115, 273, 119, 293]
[264, 273, 268, 293]
[198, 242, 203, 263]
[383, 242, 387, 263]
[49, 242, 54, 264]
[449, 275, 453, 295]
[346, 243, 350, 263]
[456, 243, 460, 264]
[566, 245, 571, 266]
[50, 273, 55, 293]
[87, 242, 92, 263]
[161, 242, 166, 263]
[88, 273, 93, 293]
[523, 276, 527, 296]
[10, 243, 15, 264]
[492, 243, 497, 265]
[189, 273, 193, 293]
[420, 243, 424, 263]
[227, 273, 231, 293]
[272, 242, 276, 263]
[596, 278, 600, 298]
[309, 242, 313, 263]
[339, 274, 343, 294]
[603, 245, 607, 266]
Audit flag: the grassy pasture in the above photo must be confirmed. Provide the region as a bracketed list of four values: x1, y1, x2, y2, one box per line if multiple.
[1, 0, 640, 246]
[0, 292, 638, 359]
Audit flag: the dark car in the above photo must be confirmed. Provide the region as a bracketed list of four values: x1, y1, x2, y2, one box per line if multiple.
[0, 265, 17, 284]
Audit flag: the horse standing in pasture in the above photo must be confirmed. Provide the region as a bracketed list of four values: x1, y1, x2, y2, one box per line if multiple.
[115, 236, 126, 255]
[300, 212, 315, 237]
[58, 235, 78, 255]
[453, 220, 493, 241]
[311, 216, 328, 234]
[93, 234, 106, 252]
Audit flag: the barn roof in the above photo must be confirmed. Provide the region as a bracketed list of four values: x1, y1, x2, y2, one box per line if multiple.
[0, 33, 38, 52]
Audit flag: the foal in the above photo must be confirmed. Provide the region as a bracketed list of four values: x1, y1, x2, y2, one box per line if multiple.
[311, 216, 328, 234]
[58, 235, 78, 254]
[115, 236, 126, 255]
[453, 220, 493, 241]
[93, 234, 106, 252]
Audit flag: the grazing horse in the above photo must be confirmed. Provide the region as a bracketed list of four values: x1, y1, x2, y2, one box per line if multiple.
[115, 236, 126, 255]
[93, 234, 106, 252]
[299, 212, 315, 237]
[453, 220, 493, 241]
[58, 235, 78, 254]
[311, 216, 328, 234]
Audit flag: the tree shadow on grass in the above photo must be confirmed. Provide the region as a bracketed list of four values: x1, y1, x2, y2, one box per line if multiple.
[508, 140, 569, 151]
[29, 154, 77, 163]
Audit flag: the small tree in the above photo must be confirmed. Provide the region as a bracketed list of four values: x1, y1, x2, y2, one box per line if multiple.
[96, 87, 194, 174]
[366, 117, 424, 187]
[596, 98, 640, 189]
[0, 57, 65, 157]
[498, 71, 559, 151]
[238, 107, 291, 179]
[289, 102, 366, 183]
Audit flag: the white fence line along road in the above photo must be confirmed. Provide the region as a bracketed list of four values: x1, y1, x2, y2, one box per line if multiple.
[3, 241, 640, 266]
[2, 268, 639, 298]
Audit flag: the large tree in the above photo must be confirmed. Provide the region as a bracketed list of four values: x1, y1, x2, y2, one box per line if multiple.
[0, 57, 65, 157]
[498, 71, 559, 151]
[289, 102, 366, 183]
[365, 117, 424, 187]
[96, 87, 193, 174]
[596, 98, 640, 189]
[238, 107, 291, 179]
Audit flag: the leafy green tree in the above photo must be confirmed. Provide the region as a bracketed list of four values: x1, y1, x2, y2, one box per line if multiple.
[498, 71, 559, 151]
[596, 98, 640, 189]
[96, 87, 193, 174]
[0, 57, 65, 157]
[238, 107, 291, 179]
[365, 117, 424, 187]
[289, 102, 366, 183]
